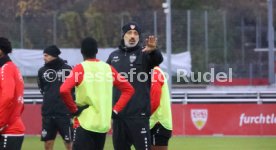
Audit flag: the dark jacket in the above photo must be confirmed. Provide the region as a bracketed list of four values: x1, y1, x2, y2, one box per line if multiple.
[37, 58, 72, 117]
[107, 43, 163, 118]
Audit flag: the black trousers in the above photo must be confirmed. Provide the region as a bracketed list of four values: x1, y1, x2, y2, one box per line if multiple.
[0, 135, 24, 150]
[112, 118, 151, 150]
[73, 126, 106, 150]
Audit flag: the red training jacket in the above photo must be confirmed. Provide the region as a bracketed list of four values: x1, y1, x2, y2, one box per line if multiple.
[0, 61, 25, 135]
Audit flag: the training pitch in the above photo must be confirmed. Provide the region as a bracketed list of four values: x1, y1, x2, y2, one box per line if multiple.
[21, 135, 276, 150]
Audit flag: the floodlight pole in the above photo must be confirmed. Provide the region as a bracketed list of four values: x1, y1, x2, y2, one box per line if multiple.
[268, 0, 275, 85]
[163, 0, 172, 91]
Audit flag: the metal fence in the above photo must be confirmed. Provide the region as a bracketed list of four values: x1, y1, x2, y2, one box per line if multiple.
[24, 88, 276, 104]
[0, 9, 272, 84]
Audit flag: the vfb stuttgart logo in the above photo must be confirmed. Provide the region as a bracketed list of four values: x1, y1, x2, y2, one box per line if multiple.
[191, 109, 208, 130]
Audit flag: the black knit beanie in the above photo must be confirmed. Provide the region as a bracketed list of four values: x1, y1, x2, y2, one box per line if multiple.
[43, 45, 61, 57]
[0, 37, 12, 54]
[81, 37, 98, 58]
[122, 22, 142, 37]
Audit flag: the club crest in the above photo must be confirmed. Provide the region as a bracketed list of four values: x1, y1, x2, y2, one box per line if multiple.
[41, 129, 47, 138]
[130, 25, 136, 29]
[129, 54, 136, 63]
[191, 109, 208, 130]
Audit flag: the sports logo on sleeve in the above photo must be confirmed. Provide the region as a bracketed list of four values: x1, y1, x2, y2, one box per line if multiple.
[111, 56, 120, 63]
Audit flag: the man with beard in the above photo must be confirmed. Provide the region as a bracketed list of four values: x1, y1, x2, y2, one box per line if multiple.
[37, 45, 73, 150]
[107, 22, 163, 150]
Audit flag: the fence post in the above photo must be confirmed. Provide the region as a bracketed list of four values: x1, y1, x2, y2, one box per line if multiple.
[267, 0, 275, 85]
[20, 15, 24, 48]
[249, 63, 253, 85]
[256, 15, 263, 65]
[187, 10, 191, 52]
[53, 11, 57, 45]
[223, 11, 228, 65]
[153, 11, 158, 37]
[241, 17, 245, 64]
[204, 11, 209, 69]
[183, 92, 188, 104]
[257, 92, 262, 104]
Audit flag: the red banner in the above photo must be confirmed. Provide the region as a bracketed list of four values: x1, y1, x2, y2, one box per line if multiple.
[172, 104, 276, 135]
[22, 104, 42, 135]
[22, 104, 276, 135]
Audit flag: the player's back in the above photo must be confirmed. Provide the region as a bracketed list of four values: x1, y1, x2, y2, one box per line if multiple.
[0, 61, 25, 134]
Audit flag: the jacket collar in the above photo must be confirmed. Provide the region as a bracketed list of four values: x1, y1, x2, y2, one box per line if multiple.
[45, 57, 65, 69]
[0, 55, 11, 67]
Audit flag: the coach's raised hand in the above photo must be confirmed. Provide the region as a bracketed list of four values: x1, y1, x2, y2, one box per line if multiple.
[142, 35, 157, 53]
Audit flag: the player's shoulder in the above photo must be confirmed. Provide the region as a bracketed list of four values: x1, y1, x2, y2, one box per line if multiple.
[63, 63, 72, 69]
[0, 62, 19, 76]
[2, 61, 16, 70]
[99, 60, 113, 68]
[38, 65, 46, 73]
[109, 49, 122, 55]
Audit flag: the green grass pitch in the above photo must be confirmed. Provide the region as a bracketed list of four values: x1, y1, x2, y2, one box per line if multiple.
[22, 135, 276, 150]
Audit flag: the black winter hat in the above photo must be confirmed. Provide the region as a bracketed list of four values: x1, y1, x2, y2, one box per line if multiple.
[43, 45, 61, 57]
[0, 37, 12, 54]
[81, 37, 98, 58]
[122, 22, 141, 36]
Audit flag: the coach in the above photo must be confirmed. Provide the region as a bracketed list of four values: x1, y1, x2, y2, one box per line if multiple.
[107, 22, 163, 150]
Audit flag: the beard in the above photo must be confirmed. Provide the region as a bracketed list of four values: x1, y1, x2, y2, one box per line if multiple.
[124, 39, 139, 48]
